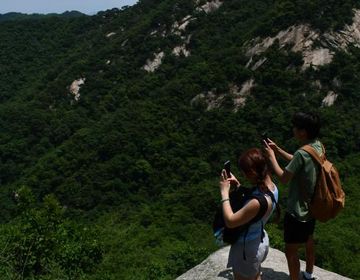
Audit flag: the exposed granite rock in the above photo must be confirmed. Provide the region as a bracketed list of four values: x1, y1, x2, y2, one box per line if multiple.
[142, 52, 165, 72]
[69, 78, 86, 101]
[191, 79, 256, 111]
[196, 0, 223, 14]
[231, 79, 255, 110]
[176, 246, 352, 280]
[191, 90, 225, 111]
[245, 9, 360, 70]
[172, 45, 191, 57]
[322, 91, 338, 107]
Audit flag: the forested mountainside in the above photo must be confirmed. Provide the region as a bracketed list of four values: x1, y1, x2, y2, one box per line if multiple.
[0, 0, 359, 279]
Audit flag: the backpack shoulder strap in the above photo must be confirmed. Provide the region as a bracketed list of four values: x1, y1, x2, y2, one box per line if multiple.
[241, 193, 270, 260]
[266, 190, 277, 204]
[301, 144, 324, 165]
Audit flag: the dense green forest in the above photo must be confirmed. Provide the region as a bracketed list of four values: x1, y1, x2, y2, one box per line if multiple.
[0, 0, 359, 279]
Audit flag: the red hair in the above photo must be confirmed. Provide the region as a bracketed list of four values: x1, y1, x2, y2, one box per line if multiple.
[238, 148, 281, 222]
[238, 148, 268, 186]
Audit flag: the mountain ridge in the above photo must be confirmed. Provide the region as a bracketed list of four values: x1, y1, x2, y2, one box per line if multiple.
[0, 11, 86, 22]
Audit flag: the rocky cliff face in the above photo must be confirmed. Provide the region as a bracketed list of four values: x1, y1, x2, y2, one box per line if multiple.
[176, 246, 352, 280]
[245, 9, 360, 70]
[194, 8, 360, 111]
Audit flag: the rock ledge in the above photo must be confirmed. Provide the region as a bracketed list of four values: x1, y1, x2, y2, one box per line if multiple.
[176, 246, 352, 280]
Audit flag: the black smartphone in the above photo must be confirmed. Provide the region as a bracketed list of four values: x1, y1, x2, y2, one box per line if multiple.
[224, 160, 231, 178]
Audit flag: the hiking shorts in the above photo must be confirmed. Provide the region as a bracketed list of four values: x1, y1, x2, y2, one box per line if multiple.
[284, 212, 315, 244]
[227, 231, 269, 278]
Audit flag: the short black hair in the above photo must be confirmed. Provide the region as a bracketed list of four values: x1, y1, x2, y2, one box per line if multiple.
[291, 112, 321, 139]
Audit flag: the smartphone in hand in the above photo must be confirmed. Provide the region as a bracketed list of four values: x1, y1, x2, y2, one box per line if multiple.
[224, 160, 231, 178]
[261, 132, 270, 144]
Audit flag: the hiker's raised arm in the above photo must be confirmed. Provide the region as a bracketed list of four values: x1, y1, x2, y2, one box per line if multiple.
[263, 142, 294, 184]
[266, 138, 293, 161]
[219, 170, 258, 228]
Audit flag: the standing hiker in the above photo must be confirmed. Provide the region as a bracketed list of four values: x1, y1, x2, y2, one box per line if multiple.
[264, 112, 321, 280]
[219, 148, 279, 280]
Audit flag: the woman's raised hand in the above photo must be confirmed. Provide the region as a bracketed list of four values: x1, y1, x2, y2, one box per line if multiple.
[227, 172, 241, 188]
[219, 170, 241, 195]
[263, 140, 276, 160]
[219, 170, 231, 195]
[266, 138, 279, 152]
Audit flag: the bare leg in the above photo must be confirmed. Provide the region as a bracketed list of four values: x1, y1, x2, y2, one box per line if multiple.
[285, 243, 300, 280]
[305, 235, 315, 274]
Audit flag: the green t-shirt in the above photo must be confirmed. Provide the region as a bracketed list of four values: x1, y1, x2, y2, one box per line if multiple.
[285, 140, 323, 222]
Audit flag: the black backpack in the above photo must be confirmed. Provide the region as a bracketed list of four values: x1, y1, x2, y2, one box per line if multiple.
[213, 186, 276, 245]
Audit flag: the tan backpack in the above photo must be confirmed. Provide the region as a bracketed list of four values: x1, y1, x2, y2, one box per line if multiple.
[301, 144, 345, 222]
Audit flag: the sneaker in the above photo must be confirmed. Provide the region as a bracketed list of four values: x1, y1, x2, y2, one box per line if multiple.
[302, 271, 319, 280]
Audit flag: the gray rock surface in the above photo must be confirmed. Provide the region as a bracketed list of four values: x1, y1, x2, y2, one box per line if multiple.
[245, 9, 360, 70]
[176, 246, 352, 280]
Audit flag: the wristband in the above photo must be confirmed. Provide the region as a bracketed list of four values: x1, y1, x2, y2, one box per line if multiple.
[221, 198, 230, 203]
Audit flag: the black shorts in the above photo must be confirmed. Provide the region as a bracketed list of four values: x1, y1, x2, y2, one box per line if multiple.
[284, 212, 315, 244]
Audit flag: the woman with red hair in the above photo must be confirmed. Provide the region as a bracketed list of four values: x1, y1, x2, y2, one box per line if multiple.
[219, 148, 279, 280]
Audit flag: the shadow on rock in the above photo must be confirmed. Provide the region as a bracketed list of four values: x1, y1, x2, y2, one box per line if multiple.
[217, 267, 288, 279]
[261, 267, 289, 280]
